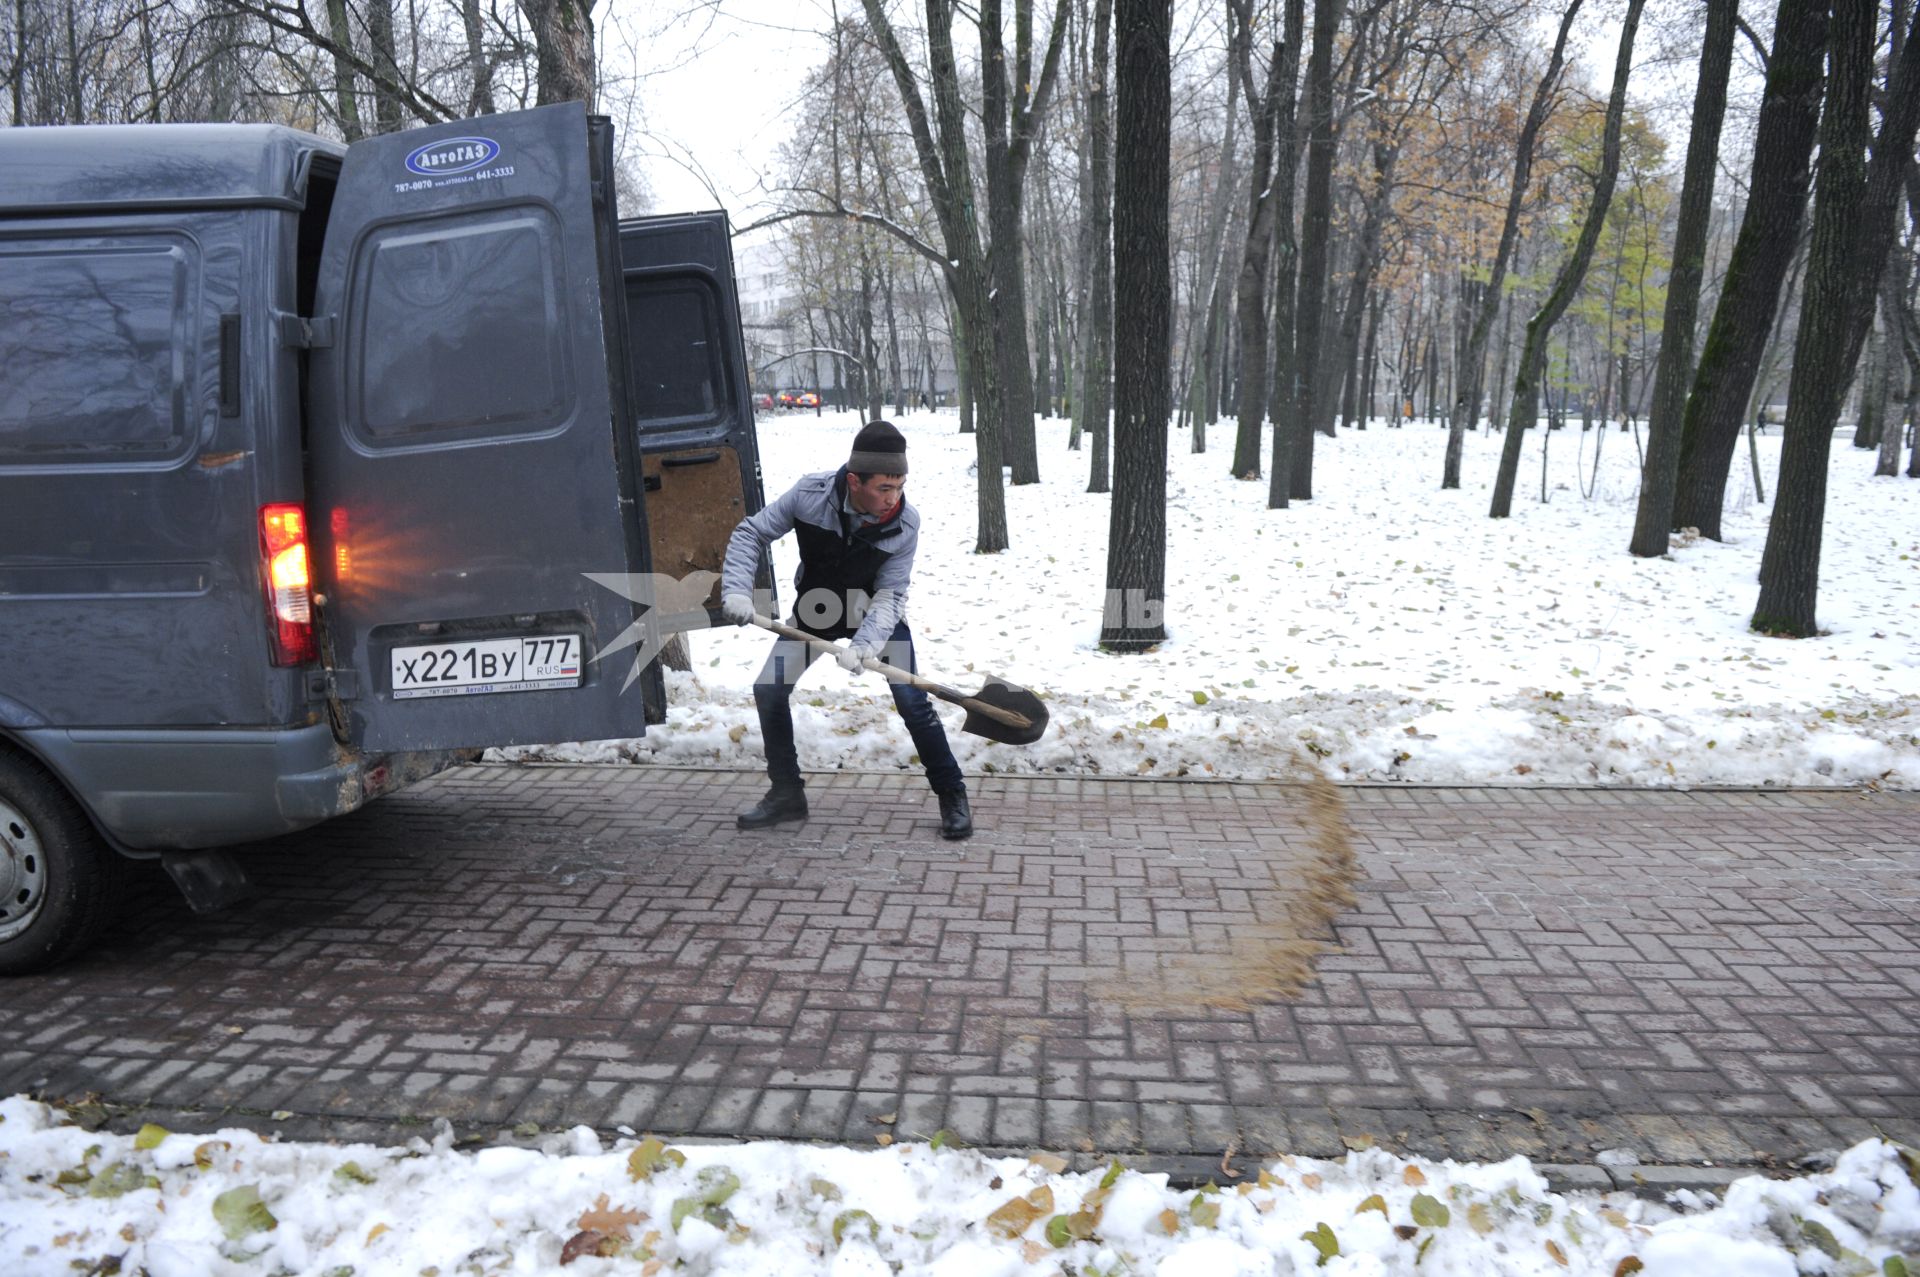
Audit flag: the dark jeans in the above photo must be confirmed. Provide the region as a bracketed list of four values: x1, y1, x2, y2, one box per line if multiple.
[752, 620, 965, 795]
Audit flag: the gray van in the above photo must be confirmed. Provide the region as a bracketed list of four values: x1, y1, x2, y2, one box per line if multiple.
[0, 104, 765, 972]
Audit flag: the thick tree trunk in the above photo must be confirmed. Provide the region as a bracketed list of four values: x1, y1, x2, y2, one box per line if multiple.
[462, 0, 495, 115]
[1283, 0, 1347, 502]
[366, 0, 404, 132]
[1754, 0, 1920, 633]
[1443, 0, 1584, 489]
[1084, 0, 1114, 493]
[1491, 0, 1644, 517]
[1669, 0, 1829, 539]
[1628, 0, 1734, 556]
[518, 0, 595, 108]
[324, 0, 364, 141]
[1101, 0, 1170, 651]
[1264, 0, 1305, 507]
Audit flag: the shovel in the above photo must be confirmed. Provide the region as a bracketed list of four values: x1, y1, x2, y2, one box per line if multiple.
[749, 614, 1048, 746]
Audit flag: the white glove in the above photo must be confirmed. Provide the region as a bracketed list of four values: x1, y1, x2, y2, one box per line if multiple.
[836, 641, 874, 673]
[721, 593, 755, 627]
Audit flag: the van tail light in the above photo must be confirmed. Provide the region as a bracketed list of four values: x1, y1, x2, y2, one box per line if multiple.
[260, 503, 317, 666]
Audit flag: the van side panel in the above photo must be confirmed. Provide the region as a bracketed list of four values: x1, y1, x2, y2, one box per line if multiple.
[0, 210, 300, 730]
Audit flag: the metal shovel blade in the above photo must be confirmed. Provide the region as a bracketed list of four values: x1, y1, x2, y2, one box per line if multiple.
[961, 678, 1049, 746]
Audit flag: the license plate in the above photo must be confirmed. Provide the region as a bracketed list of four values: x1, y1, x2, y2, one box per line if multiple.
[390, 634, 582, 700]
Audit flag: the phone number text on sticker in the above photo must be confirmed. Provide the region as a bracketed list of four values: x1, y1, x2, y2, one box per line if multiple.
[391, 635, 581, 699]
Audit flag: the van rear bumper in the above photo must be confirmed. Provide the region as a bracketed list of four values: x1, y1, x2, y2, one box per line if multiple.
[15, 723, 475, 853]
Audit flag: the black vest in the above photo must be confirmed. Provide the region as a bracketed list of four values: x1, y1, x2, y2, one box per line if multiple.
[790, 474, 903, 640]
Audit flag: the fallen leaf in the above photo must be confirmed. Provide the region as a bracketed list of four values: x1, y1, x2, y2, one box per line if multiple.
[1403, 1165, 1427, 1187]
[366, 1223, 390, 1244]
[1546, 1238, 1569, 1266]
[1157, 1208, 1180, 1235]
[870, 1112, 897, 1125]
[1614, 1259, 1644, 1277]
[578, 1192, 646, 1240]
[559, 1230, 607, 1265]
[1023, 1240, 1048, 1263]
[875, 1133, 893, 1147]
[1301, 1173, 1323, 1190]
[1029, 1152, 1068, 1174]
[1355, 1194, 1388, 1216]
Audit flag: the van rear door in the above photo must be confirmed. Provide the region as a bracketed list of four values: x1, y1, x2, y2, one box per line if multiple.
[618, 213, 768, 646]
[305, 103, 653, 752]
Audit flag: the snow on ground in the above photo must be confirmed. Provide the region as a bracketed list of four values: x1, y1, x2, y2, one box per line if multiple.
[3, 1096, 1915, 1277]
[505, 409, 1920, 788]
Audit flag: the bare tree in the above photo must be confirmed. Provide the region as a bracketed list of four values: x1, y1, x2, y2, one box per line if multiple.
[1628, 0, 1735, 557]
[1489, 0, 1645, 518]
[1101, 0, 1170, 651]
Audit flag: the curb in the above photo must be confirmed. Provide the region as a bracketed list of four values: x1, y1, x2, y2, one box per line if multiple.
[41, 1098, 1772, 1203]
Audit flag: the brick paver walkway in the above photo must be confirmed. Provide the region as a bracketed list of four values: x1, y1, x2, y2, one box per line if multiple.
[4, 765, 1915, 1173]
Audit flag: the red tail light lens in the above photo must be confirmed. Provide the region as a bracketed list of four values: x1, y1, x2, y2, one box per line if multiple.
[260, 503, 317, 665]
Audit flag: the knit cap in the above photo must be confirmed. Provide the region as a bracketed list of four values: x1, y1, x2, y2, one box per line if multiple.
[848, 420, 908, 475]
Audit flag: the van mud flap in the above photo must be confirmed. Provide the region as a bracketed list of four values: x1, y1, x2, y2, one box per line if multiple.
[161, 849, 254, 914]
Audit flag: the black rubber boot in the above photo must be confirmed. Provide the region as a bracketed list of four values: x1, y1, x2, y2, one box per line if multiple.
[937, 789, 973, 841]
[738, 785, 808, 830]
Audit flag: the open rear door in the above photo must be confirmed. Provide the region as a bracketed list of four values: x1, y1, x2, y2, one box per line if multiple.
[617, 212, 768, 656]
[306, 104, 653, 752]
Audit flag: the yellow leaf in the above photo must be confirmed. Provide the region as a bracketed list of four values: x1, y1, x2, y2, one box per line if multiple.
[1029, 1152, 1068, 1174]
[1355, 1194, 1388, 1216]
[728, 724, 746, 743]
[1601, 1208, 1630, 1228]
[134, 1124, 169, 1150]
[1157, 1208, 1180, 1235]
[1403, 1165, 1427, 1187]
[1022, 1240, 1048, 1263]
[1301, 1173, 1323, 1190]
[1468, 1202, 1494, 1235]
[986, 1195, 1044, 1239]
[367, 1223, 390, 1244]
[1546, 1238, 1569, 1266]
[875, 1133, 893, 1147]
[1148, 713, 1169, 729]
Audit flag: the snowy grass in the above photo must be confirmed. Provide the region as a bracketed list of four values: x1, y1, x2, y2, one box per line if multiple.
[503, 410, 1919, 788]
[4, 1096, 1916, 1276]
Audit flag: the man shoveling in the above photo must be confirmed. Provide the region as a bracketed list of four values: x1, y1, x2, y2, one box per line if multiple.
[720, 421, 972, 840]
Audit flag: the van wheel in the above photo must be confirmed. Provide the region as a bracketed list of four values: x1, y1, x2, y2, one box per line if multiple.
[0, 752, 125, 975]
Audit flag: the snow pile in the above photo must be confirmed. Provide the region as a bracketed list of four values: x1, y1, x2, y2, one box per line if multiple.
[502, 411, 1919, 787]
[3, 1096, 1915, 1276]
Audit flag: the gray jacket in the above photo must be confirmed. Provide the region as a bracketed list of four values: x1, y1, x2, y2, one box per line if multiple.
[722, 468, 920, 650]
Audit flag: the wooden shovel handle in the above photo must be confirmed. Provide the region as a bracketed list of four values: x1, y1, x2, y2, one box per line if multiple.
[749, 614, 1031, 729]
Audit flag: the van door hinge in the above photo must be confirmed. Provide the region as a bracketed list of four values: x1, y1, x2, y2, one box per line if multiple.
[307, 668, 360, 701]
[277, 313, 336, 349]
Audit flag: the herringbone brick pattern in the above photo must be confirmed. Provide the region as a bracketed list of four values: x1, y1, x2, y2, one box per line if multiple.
[2, 766, 1913, 1168]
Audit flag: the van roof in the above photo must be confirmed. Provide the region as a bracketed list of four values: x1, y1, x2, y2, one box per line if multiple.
[0, 123, 346, 215]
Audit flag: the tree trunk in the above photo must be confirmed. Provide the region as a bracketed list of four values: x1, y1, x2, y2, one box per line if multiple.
[1360, 293, 1381, 428]
[982, 0, 1037, 484]
[1752, 0, 1874, 635]
[1443, 0, 1585, 489]
[1669, 0, 1829, 539]
[1491, 0, 1645, 517]
[1229, 0, 1297, 482]
[1754, 0, 1920, 633]
[1264, 0, 1306, 507]
[323, 0, 364, 141]
[1627, 0, 1735, 554]
[1283, 0, 1347, 501]
[1854, 313, 1889, 450]
[462, 0, 495, 115]
[367, 0, 405, 132]
[1084, 0, 1114, 493]
[1101, 0, 1170, 651]
[518, 0, 595, 108]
